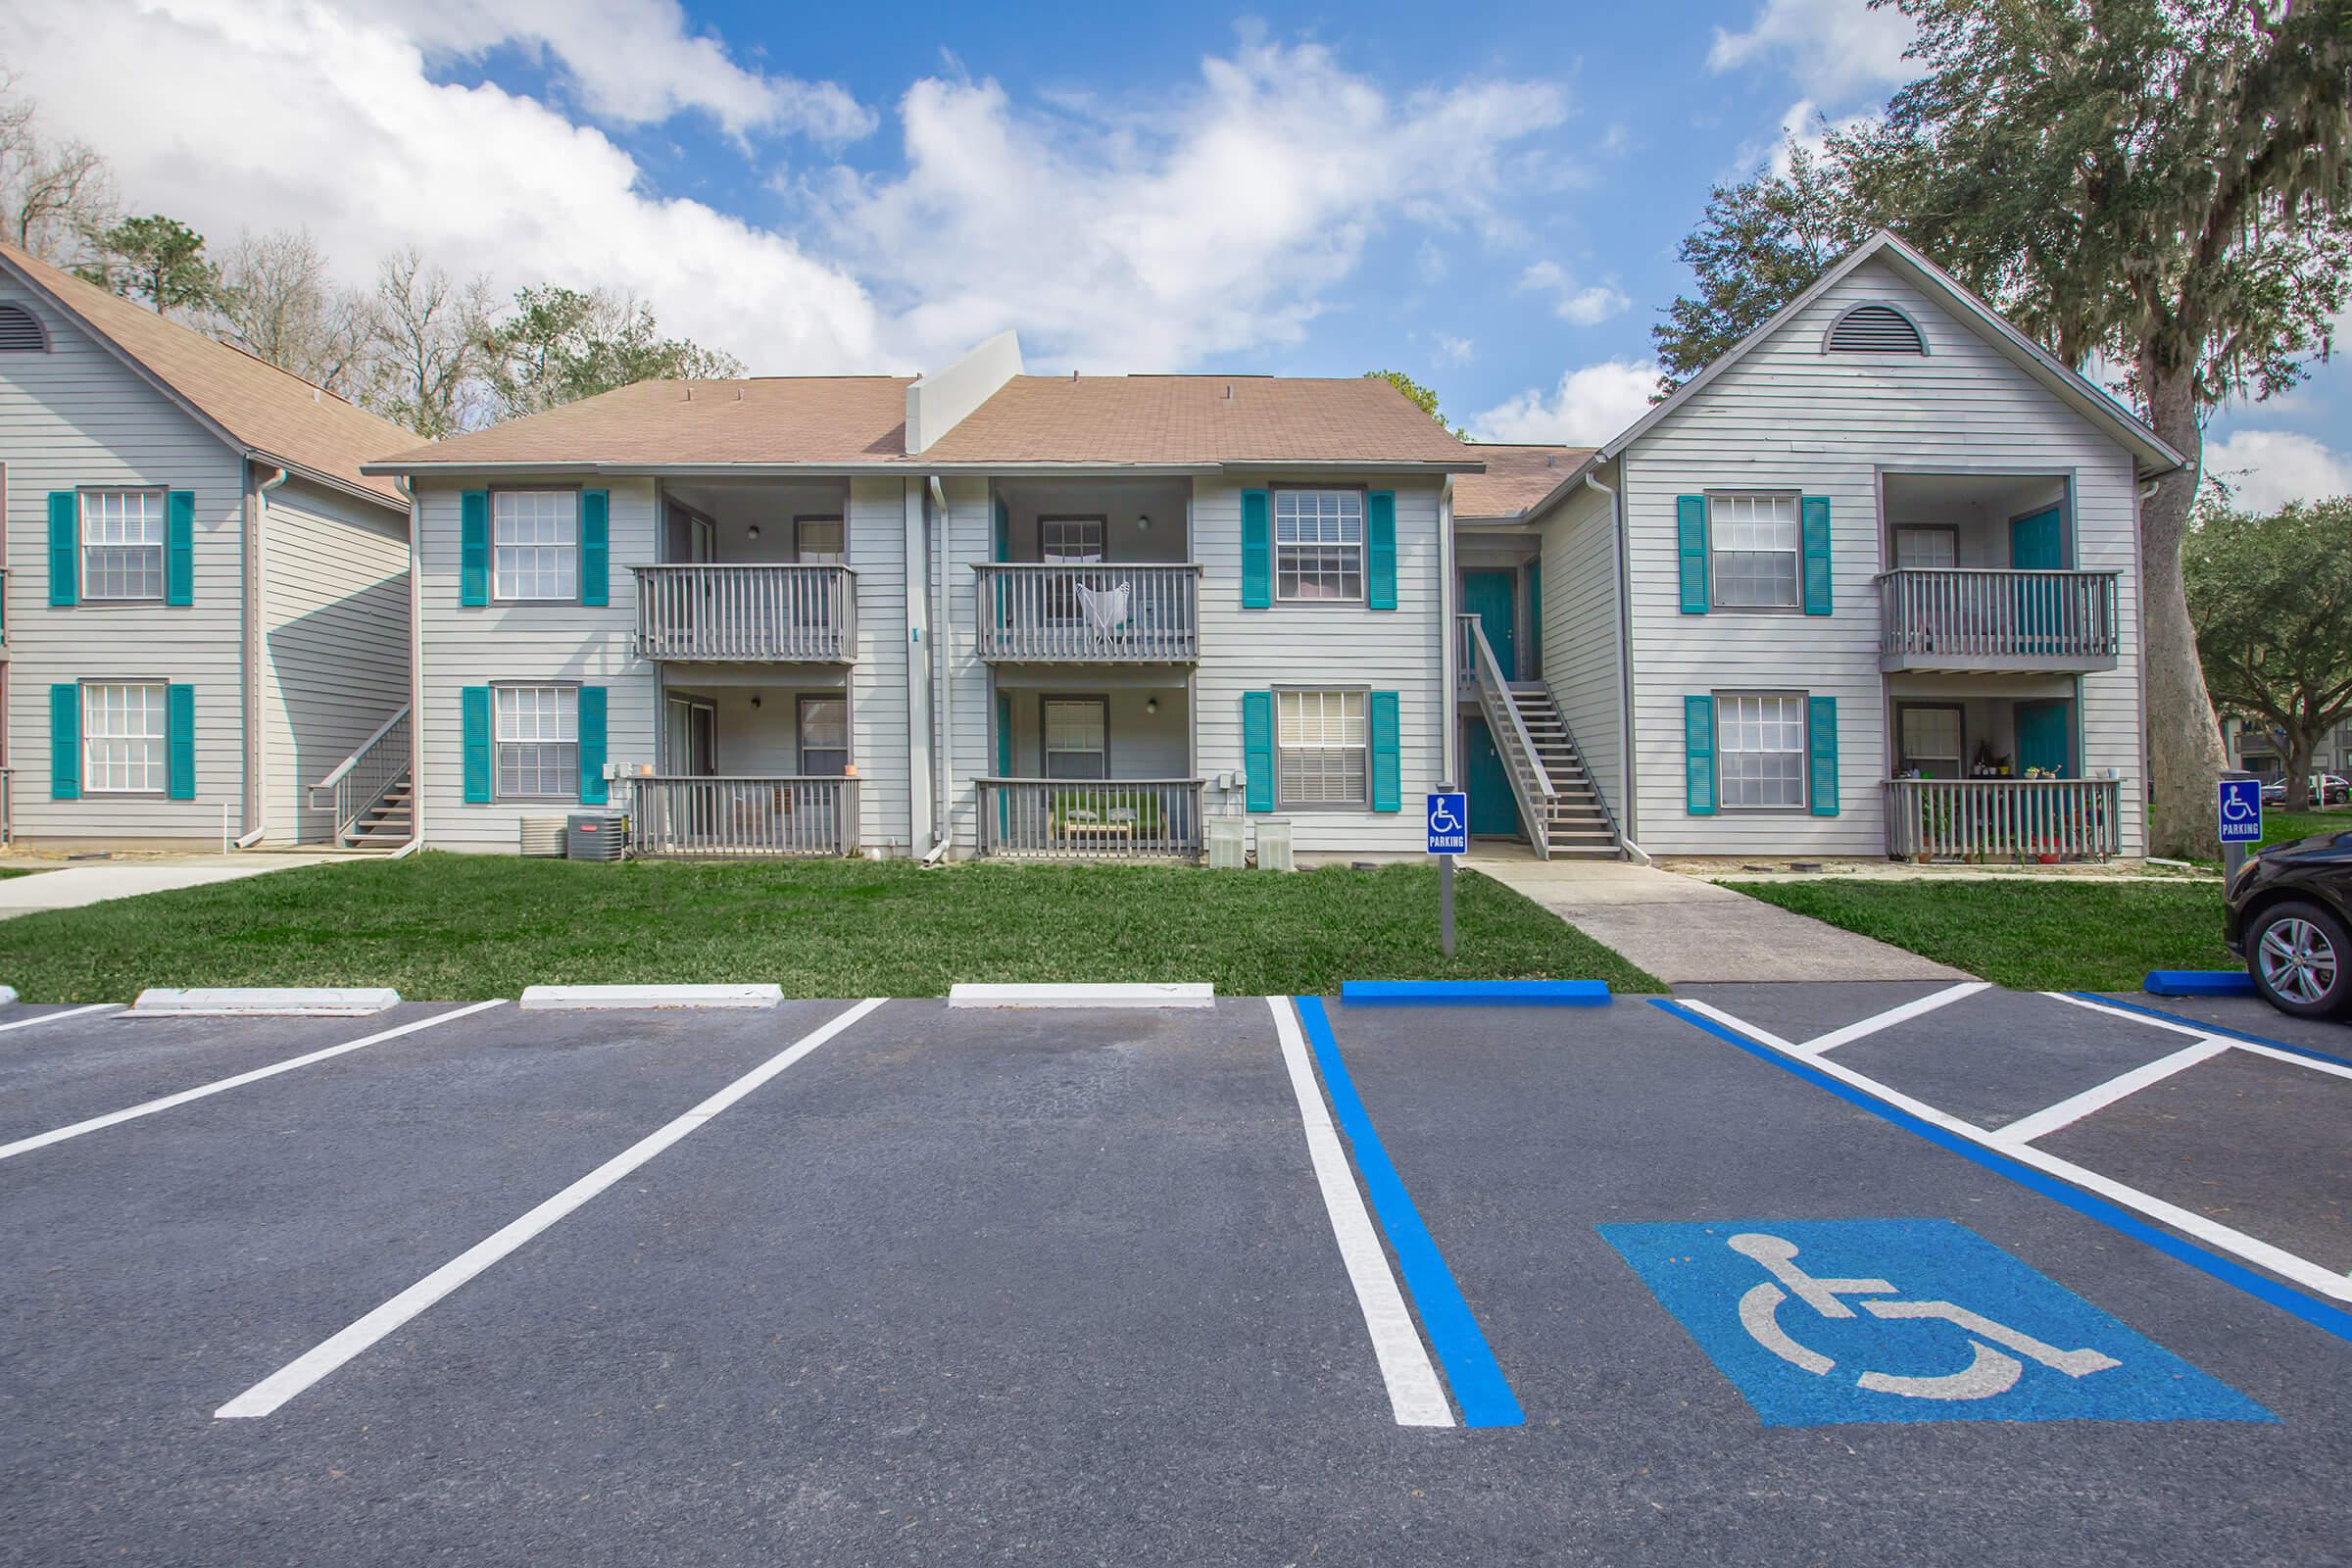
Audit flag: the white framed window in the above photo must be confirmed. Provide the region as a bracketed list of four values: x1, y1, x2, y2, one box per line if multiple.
[494, 684, 577, 800]
[80, 489, 166, 602]
[1277, 689, 1368, 807]
[492, 490, 578, 602]
[1043, 698, 1107, 780]
[1040, 515, 1104, 564]
[1275, 489, 1364, 602]
[1898, 704, 1964, 780]
[1891, 525, 1958, 569]
[1717, 692, 1808, 809]
[796, 515, 845, 564]
[1710, 493, 1800, 610]
[83, 681, 168, 794]
[799, 696, 849, 775]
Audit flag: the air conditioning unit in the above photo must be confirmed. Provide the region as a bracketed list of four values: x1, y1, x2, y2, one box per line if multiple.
[1204, 817, 1247, 869]
[565, 810, 628, 862]
[1254, 819, 1295, 872]
[519, 815, 568, 858]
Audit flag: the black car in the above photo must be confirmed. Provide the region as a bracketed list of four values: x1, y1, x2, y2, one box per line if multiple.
[2225, 828, 2352, 1018]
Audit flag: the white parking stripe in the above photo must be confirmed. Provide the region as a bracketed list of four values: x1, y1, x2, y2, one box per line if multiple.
[0, 1003, 121, 1036]
[1677, 997, 2352, 1303]
[2046, 992, 2352, 1084]
[216, 996, 888, 1420]
[0, 1001, 507, 1163]
[1265, 995, 1453, 1428]
[1799, 981, 1989, 1054]
[1988, 1040, 2231, 1147]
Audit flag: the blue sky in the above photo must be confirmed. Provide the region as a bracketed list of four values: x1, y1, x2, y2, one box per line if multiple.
[12, 0, 2346, 504]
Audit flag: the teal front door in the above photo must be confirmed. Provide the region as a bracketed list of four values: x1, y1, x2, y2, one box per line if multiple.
[2009, 506, 2067, 647]
[1462, 569, 1516, 677]
[2015, 700, 2072, 776]
[1463, 717, 1523, 836]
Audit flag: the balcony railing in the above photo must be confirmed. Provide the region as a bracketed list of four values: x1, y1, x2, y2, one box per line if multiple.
[972, 564, 1200, 662]
[1878, 568, 2121, 671]
[1884, 777, 2122, 861]
[628, 775, 858, 858]
[633, 564, 857, 662]
[977, 777, 1206, 859]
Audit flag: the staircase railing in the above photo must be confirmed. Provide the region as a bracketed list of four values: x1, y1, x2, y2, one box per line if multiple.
[1540, 678, 1624, 851]
[309, 705, 411, 846]
[1458, 614, 1554, 857]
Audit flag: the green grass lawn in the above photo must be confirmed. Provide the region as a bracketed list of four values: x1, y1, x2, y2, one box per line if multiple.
[0, 854, 1662, 1002]
[1722, 879, 2231, 992]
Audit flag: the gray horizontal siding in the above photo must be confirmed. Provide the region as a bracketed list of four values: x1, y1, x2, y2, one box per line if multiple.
[849, 477, 912, 856]
[1537, 475, 1624, 825]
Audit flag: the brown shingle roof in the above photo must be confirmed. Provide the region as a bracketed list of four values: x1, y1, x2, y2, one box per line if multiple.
[0, 240, 414, 506]
[1452, 443, 1595, 519]
[372, 376, 915, 468]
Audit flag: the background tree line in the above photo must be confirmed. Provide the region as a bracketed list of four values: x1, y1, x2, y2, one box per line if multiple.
[0, 70, 742, 440]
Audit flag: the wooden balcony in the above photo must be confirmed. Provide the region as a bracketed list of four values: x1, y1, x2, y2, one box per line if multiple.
[633, 564, 857, 662]
[1884, 777, 2122, 861]
[976, 777, 1205, 859]
[628, 775, 858, 858]
[1877, 567, 2120, 672]
[972, 564, 1200, 662]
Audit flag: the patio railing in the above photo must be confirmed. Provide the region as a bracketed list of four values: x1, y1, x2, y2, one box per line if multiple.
[976, 777, 1206, 858]
[1883, 777, 2122, 861]
[972, 564, 1200, 662]
[1877, 567, 2121, 670]
[628, 775, 858, 858]
[633, 564, 857, 662]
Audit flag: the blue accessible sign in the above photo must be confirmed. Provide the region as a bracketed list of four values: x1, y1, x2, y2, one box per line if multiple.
[1426, 792, 1468, 855]
[2219, 777, 2264, 844]
[1599, 1219, 2270, 1426]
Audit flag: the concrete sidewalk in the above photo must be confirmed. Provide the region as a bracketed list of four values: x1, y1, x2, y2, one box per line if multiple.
[0, 855, 350, 919]
[1470, 854, 1967, 984]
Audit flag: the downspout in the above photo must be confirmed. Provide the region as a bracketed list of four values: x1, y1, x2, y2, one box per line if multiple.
[1438, 475, 1457, 789]
[234, 463, 292, 849]
[922, 473, 953, 863]
[1589, 467, 1648, 863]
[397, 474, 423, 857]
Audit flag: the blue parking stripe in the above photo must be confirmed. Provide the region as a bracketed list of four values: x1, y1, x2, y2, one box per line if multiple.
[1294, 995, 1524, 1427]
[1650, 999, 2352, 1348]
[2073, 992, 2352, 1070]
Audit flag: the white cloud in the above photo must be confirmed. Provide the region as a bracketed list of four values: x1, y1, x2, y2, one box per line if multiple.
[1468, 359, 1658, 445]
[1734, 97, 1880, 180]
[1518, 261, 1629, 326]
[2201, 430, 2352, 513]
[1707, 0, 1916, 103]
[1433, 334, 1474, 367]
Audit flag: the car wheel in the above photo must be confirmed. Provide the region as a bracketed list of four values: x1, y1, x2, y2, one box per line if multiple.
[2247, 901, 2352, 1019]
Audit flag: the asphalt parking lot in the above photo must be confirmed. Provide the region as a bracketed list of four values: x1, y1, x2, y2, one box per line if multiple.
[0, 986, 2346, 1565]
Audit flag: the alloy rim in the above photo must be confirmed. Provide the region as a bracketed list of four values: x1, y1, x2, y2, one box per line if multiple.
[2257, 917, 2338, 1005]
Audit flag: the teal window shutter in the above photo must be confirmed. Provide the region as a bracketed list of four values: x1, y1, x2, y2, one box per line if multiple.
[166, 684, 196, 800]
[580, 490, 610, 607]
[461, 686, 492, 803]
[460, 490, 489, 606]
[1684, 694, 1717, 815]
[1800, 495, 1832, 615]
[1807, 695, 1839, 816]
[1241, 490, 1271, 609]
[1368, 690, 1401, 811]
[577, 686, 608, 804]
[166, 490, 195, 606]
[47, 492, 76, 606]
[1677, 496, 1709, 613]
[1242, 691, 1275, 811]
[49, 684, 79, 800]
[1365, 492, 1397, 610]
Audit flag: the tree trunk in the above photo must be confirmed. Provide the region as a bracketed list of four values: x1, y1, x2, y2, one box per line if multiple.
[2141, 369, 2230, 858]
[2284, 729, 2316, 812]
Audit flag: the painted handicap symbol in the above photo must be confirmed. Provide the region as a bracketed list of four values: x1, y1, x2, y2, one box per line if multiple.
[1428, 799, 1464, 836]
[1728, 1232, 2116, 1401]
[1599, 1219, 2272, 1425]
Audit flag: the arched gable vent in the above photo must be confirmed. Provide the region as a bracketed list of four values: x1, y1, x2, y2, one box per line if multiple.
[0, 301, 46, 352]
[1826, 303, 1926, 355]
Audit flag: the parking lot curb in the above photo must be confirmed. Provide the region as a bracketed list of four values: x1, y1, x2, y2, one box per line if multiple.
[129, 987, 400, 1017]
[2144, 969, 2256, 998]
[518, 984, 784, 1010]
[1339, 980, 1610, 1006]
[948, 982, 1215, 1008]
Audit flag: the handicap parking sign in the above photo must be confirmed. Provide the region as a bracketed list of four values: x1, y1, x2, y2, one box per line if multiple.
[2219, 777, 2264, 844]
[1426, 792, 1468, 855]
[1599, 1219, 2270, 1426]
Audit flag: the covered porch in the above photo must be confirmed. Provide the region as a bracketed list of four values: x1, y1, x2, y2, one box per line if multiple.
[1883, 677, 2121, 860]
[1876, 471, 2120, 673]
[976, 477, 1198, 662]
[637, 478, 857, 662]
[979, 673, 1202, 859]
[630, 668, 857, 858]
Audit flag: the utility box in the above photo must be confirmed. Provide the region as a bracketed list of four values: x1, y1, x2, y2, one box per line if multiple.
[1254, 819, 1295, 872]
[1205, 817, 1247, 869]
[566, 810, 628, 862]
[520, 814, 567, 858]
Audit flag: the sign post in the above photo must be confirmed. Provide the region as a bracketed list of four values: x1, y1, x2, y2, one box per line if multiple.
[1427, 788, 1469, 959]
[2218, 773, 2263, 884]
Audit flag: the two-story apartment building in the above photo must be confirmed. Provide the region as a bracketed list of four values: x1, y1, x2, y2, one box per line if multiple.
[0, 241, 415, 849]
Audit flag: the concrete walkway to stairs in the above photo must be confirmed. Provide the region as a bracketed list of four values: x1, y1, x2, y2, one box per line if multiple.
[1468, 851, 1968, 984]
[0, 854, 350, 920]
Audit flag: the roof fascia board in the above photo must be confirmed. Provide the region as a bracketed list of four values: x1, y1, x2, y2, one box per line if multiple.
[365, 459, 1482, 479]
[257, 453, 407, 514]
